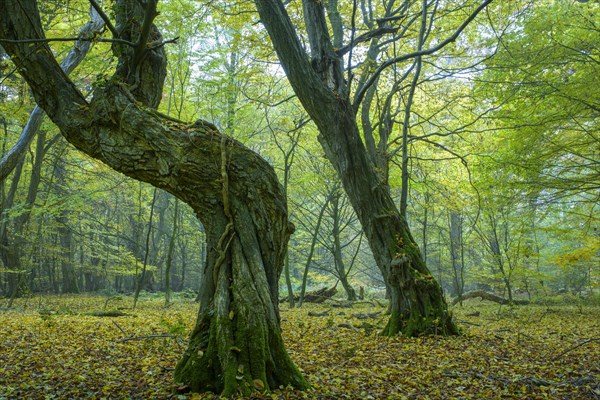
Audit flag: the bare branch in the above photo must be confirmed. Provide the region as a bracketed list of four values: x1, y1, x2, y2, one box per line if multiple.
[148, 36, 179, 50]
[89, 0, 118, 37]
[117, 334, 186, 344]
[552, 338, 600, 362]
[336, 26, 399, 56]
[354, 0, 493, 109]
[0, 6, 105, 181]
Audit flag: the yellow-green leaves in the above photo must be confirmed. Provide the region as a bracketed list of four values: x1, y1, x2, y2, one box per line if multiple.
[1, 295, 599, 399]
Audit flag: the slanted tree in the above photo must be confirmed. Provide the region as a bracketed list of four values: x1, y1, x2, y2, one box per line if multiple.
[252, 0, 493, 336]
[0, 0, 307, 395]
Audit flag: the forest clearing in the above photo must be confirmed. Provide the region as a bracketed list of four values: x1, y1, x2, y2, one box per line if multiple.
[1, 294, 599, 399]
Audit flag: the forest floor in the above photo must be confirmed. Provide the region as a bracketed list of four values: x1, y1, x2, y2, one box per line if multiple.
[0, 294, 598, 399]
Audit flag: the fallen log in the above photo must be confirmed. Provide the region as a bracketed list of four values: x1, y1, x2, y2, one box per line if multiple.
[86, 310, 128, 317]
[303, 286, 337, 303]
[281, 286, 338, 304]
[351, 311, 381, 320]
[308, 309, 331, 317]
[452, 290, 529, 306]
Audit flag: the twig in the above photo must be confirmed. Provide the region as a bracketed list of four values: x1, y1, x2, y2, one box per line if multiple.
[552, 338, 600, 362]
[308, 309, 332, 317]
[118, 334, 185, 345]
[338, 323, 360, 332]
[104, 295, 123, 310]
[148, 37, 179, 50]
[518, 331, 535, 343]
[337, 26, 399, 56]
[455, 319, 481, 327]
[112, 320, 127, 335]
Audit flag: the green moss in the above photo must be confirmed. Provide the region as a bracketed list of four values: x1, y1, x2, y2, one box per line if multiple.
[175, 301, 309, 397]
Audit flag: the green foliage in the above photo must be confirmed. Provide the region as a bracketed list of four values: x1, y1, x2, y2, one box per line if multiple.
[1, 2, 599, 397]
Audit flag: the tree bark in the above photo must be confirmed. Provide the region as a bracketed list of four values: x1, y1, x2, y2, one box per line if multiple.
[0, 0, 307, 394]
[254, 0, 459, 336]
[449, 211, 464, 300]
[330, 192, 357, 301]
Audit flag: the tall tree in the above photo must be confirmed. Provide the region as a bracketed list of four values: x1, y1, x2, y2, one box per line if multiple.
[327, 185, 360, 301]
[0, 0, 307, 395]
[252, 0, 493, 335]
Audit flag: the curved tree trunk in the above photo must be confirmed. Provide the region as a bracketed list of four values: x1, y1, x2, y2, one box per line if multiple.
[0, 0, 307, 395]
[175, 196, 306, 395]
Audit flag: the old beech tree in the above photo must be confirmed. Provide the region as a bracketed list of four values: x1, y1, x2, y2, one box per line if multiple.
[0, 0, 306, 395]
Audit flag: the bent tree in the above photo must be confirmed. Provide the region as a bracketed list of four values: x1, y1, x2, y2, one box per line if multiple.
[253, 0, 492, 336]
[0, 0, 307, 396]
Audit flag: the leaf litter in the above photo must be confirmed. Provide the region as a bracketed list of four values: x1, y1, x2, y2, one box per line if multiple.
[0, 295, 598, 399]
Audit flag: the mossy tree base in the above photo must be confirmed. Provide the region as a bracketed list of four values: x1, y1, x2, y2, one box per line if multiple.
[174, 291, 308, 396]
[175, 223, 309, 396]
[381, 231, 459, 337]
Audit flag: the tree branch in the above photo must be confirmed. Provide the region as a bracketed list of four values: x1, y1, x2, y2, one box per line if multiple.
[148, 36, 179, 50]
[336, 26, 399, 56]
[0, 5, 105, 181]
[0, 36, 135, 47]
[89, 0, 118, 37]
[353, 0, 493, 108]
[132, 0, 160, 69]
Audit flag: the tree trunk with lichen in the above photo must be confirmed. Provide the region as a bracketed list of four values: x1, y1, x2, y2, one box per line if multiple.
[0, 0, 307, 395]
